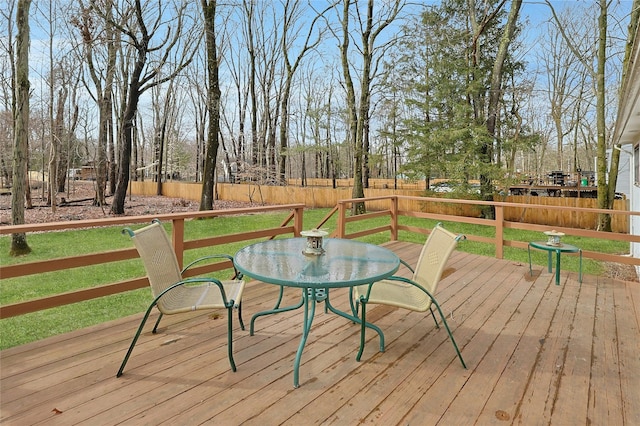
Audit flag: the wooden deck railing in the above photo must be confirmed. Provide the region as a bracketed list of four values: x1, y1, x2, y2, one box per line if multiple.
[1, 195, 639, 321]
[326, 195, 640, 266]
[0, 204, 305, 319]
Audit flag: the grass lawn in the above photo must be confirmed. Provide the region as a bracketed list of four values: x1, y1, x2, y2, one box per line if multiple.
[0, 209, 629, 350]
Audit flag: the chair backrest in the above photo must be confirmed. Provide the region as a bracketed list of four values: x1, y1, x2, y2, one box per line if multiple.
[412, 224, 461, 296]
[128, 221, 184, 311]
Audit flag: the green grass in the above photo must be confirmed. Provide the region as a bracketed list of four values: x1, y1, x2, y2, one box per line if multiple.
[0, 209, 629, 350]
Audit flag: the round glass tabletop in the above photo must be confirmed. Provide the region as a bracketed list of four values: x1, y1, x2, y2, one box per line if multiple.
[234, 238, 400, 288]
[529, 241, 580, 252]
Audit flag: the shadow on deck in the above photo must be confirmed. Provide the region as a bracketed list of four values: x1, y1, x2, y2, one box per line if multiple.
[1, 242, 639, 425]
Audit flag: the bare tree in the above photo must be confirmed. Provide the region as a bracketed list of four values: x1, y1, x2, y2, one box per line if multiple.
[184, 53, 207, 182]
[540, 15, 581, 171]
[149, 77, 182, 194]
[10, 0, 31, 256]
[277, 0, 327, 183]
[221, 26, 249, 180]
[481, 0, 522, 218]
[243, 0, 260, 167]
[335, 0, 403, 214]
[0, 1, 16, 190]
[546, 0, 623, 231]
[72, 0, 119, 206]
[101, 0, 200, 215]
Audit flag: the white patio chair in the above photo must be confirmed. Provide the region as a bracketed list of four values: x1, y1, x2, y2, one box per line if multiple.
[352, 223, 466, 368]
[116, 219, 245, 377]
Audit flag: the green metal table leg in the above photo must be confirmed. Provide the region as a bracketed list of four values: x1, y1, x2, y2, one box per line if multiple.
[325, 294, 385, 355]
[554, 249, 561, 285]
[293, 287, 317, 388]
[250, 285, 304, 335]
[547, 250, 553, 273]
[579, 249, 583, 284]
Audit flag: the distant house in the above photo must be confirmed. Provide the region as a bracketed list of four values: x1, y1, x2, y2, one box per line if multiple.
[614, 21, 640, 272]
[78, 161, 109, 181]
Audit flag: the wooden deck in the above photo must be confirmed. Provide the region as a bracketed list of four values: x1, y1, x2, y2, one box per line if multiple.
[1, 242, 639, 425]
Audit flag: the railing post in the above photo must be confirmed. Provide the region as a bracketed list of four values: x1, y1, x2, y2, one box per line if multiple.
[172, 218, 185, 269]
[390, 196, 398, 241]
[337, 202, 346, 238]
[294, 206, 304, 236]
[495, 205, 504, 259]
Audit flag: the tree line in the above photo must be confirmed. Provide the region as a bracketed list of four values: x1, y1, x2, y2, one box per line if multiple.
[3, 0, 638, 255]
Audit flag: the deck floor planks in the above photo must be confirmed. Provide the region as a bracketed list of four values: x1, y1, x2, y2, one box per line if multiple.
[1, 312, 221, 422]
[612, 278, 640, 424]
[514, 269, 583, 423]
[436, 263, 537, 424]
[400, 261, 533, 425]
[321, 256, 501, 424]
[549, 277, 598, 425]
[1, 244, 638, 426]
[5, 282, 286, 425]
[0, 280, 277, 415]
[69, 285, 325, 425]
[27, 327, 235, 424]
[134, 282, 393, 425]
[353, 255, 522, 425]
[216, 259, 448, 425]
[473, 265, 559, 423]
[151, 305, 361, 425]
[587, 275, 623, 425]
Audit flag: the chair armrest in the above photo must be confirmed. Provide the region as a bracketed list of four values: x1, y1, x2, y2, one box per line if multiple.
[359, 275, 434, 303]
[399, 258, 415, 274]
[155, 276, 236, 306]
[182, 254, 243, 279]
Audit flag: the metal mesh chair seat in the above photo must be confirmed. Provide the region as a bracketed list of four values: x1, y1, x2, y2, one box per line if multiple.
[154, 281, 243, 314]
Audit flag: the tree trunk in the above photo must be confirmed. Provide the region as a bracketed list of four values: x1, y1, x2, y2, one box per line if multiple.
[482, 0, 522, 219]
[339, 0, 365, 214]
[200, 0, 222, 211]
[96, 5, 117, 206]
[595, 0, 611, 231]
[10, 0, 32, 256]
[111, 81, 140, 214]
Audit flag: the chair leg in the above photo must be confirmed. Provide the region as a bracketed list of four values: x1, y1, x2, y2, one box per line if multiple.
[349, 289, 359, 317]
[117, 303, 156, 377]
[356, 300, 367, 362]
[227, 306, 237, 372]
[238, 302, 245, 331]
[429, 306, 439, 329]
[152, 312, 163, 333]
[430, 298, 466, 369]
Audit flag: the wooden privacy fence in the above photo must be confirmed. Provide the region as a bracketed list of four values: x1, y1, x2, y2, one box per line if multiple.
[131, 181, 630, 232]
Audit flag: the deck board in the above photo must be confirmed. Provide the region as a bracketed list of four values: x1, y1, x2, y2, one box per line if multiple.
[1, 242, 639, 425]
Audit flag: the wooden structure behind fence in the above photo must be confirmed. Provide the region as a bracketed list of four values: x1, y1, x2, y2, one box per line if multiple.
[130, 181, 629, 233]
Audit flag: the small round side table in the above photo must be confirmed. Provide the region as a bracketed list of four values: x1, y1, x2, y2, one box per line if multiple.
[528, 241, 583, 286]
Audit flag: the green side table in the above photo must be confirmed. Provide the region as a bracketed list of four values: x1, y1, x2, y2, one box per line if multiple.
[528, 241, 583, 286]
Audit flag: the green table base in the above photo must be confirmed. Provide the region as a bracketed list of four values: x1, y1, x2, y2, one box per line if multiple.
[528, 241, 582, 286]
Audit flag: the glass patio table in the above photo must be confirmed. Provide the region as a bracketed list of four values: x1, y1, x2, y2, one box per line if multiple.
[234, 237, 400, 387]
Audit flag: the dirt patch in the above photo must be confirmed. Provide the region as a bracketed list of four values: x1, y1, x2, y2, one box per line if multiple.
[0, 181, 257, 225]
[602, 261, 638, 282]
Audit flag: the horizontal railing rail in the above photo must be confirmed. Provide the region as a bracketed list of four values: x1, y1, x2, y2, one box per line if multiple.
[0, 204, 305, 319]
[331, 195, 640, 267]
